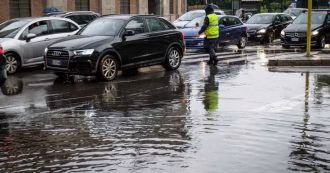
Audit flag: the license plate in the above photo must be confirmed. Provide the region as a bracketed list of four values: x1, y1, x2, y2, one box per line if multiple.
[291, 38, 299, 41]
[50, 59, 63, 66]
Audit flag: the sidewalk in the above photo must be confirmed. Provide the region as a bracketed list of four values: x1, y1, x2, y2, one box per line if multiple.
[268, 51, 330, 66]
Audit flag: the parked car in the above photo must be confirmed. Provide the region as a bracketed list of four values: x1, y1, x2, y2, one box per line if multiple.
[173, 9, 225, 28]
[283, 8, 307, 20]
[0, 17, 80, 74]
[0, 50, 6, 82]
[180, 15, 248, 49]
[245, 13, 292, 43]
[45, 15, 185, 81]
[45, 11, 100, 27]
[281, 10, 330, 48]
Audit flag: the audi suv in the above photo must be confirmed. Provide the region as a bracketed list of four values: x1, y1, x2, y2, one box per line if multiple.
[45, 15, 185, 81]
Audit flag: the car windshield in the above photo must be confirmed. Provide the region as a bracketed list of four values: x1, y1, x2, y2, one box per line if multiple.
[293, 13, 326, 24]
[246, 14, 275, 24]
[0, 19, 29, 38]
[184, 16, 205, 28]
[79, 18, 125, 36]
[284, 9, 304, 16]
[178, 11, 205, 21]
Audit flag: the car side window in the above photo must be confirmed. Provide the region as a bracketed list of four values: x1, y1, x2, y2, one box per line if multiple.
[327, 14, 330, 24]
[51, 20, 69, 33]
[159, 18, 175, 30]
[20, 20, 49, 39]
[275, 15, 281, 23]
[219, 17, 229, 26]
[125, 18, 145, 34]
[146, 18, 166, 32]
[235, 18, 242, 25]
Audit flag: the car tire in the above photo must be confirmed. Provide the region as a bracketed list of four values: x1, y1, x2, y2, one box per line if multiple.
[237, 36, 247, 48]
[318, 35, 326, 49]
[282, 44, 290, 49]
[163, 47, 182, 71]
[97, 54, 118, 81]
[5, 52, 21, 74]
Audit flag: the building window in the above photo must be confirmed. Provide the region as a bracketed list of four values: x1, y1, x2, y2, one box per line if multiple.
[170, 0, 174, 14]
[75, 0, 90, 11]
[120, 0, 130, 14]
[10, 0, 31, 18]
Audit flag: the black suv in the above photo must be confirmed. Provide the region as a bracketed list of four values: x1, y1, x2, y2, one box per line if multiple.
[245, 13, 292, 43]
[281, 10, 330, 48]
[46, 11, 100, 27]
[45, 15, 185, 81]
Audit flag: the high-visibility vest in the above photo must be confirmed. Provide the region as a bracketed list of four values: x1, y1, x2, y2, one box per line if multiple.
[205, 13, 219, 39]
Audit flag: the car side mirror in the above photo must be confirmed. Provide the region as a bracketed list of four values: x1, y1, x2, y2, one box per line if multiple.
[123, 30, 135, 37]
[26, 33, 37, 42]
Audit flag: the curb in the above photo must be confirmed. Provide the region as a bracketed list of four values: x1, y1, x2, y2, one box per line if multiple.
[268, 58, 330, 66]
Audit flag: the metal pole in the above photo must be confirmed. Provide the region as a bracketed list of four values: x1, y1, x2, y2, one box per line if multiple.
[306, 0, 312, 57]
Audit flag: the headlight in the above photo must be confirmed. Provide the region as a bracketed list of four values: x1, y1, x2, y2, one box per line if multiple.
[312, 30, 319, 36]
[73, 49, 94, 56]
[197, 34, 206, 39]
[257, 29, 266, 34]
[281, 30, 285, 36]
[44, 47, 48, 55]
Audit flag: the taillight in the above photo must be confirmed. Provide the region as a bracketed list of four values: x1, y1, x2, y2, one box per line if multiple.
[181, 32, 184, 41]
[0, 46, 4, 55]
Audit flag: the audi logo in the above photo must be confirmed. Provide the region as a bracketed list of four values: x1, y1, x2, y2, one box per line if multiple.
[51, 51, 61, 56]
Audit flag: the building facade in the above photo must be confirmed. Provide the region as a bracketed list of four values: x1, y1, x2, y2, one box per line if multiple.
[0, 0, 187, 22]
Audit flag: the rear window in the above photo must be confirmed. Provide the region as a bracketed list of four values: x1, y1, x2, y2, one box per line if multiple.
[146, 18, 166, 32]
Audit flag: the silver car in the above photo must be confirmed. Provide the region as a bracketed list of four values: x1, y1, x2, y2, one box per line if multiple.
[0, 17, 80, 74]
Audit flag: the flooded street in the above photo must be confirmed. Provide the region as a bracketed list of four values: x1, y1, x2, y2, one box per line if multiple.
[0, 46, 330, 173]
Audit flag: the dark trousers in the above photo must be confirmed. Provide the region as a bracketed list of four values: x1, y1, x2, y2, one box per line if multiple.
[204, 38, 218, 63]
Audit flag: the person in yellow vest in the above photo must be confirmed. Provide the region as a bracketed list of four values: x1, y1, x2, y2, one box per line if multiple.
[197, 4, 219, 65]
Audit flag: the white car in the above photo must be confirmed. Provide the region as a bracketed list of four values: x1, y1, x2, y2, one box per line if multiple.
[0, 17, 80, 74]
[173, 9, 225, 28]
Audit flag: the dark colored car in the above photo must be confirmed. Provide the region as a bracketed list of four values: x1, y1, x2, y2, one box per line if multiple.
[180, 15, 247, 49]
[45, 15, 185, 81]
[281, 10, 330, 48]
[46, 11, 100, 27]
[245, 13, 292, 43]
[0, 48, 7, 82]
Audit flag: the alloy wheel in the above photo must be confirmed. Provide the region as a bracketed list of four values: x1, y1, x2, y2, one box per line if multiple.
[239, 37, 247, 48]
[101, 56, 117, 80]
[169, 49, 180, 68]
[6, 55, 18, 74]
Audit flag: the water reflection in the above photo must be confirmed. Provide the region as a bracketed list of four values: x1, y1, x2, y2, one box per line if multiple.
[0, 70, 191, 172]
[203, 66, 219, 112]
[288, 73, 330, 172]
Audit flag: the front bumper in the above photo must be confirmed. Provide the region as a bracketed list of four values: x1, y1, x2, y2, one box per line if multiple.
[45, 50, 98, 75]
[247, 32, 266, 42]
[281, 35, 318, 46]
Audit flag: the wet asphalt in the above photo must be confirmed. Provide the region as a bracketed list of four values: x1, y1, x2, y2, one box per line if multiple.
[0, 43, 330, 173]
